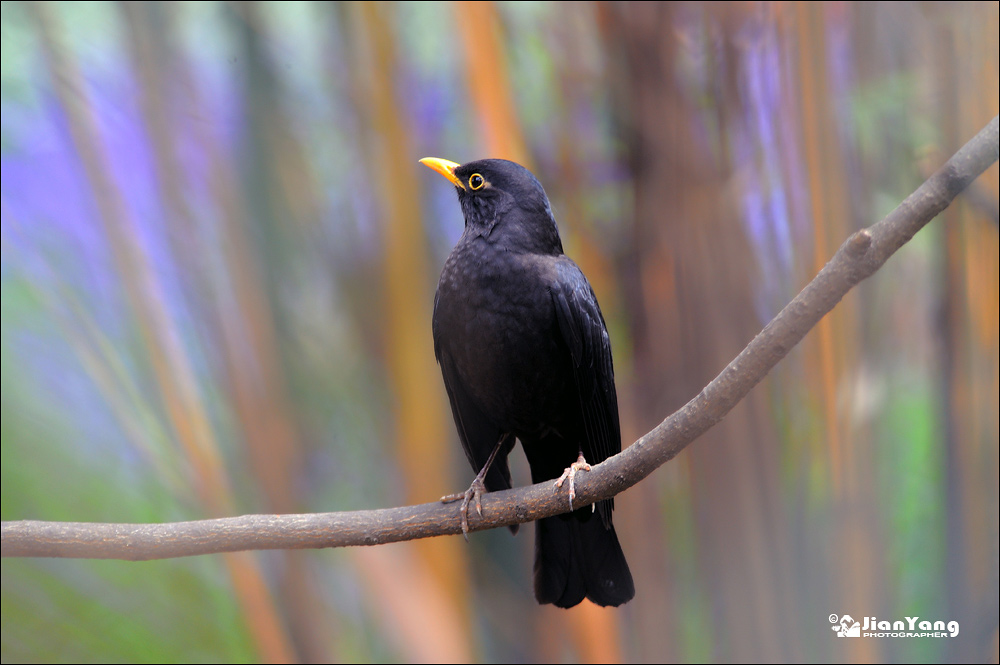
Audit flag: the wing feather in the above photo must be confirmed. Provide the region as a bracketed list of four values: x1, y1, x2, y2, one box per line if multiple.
[551, 260, 621, 525]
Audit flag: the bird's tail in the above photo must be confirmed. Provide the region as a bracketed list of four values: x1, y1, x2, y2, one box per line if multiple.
[533, 509, 634, 608]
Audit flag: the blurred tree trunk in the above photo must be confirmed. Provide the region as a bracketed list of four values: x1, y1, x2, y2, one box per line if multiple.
[793, 4, 880, 663]
[607, 3, 802, 660]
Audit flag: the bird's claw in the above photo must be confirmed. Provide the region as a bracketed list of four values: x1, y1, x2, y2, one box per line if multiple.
[441, 477, 486, 540]
[554, 453, 592, 511]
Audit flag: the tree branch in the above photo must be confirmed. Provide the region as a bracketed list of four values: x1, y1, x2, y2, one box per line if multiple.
[3, 116, 997, 562]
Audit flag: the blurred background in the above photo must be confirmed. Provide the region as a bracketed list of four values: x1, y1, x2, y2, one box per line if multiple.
[1, 2, 997, 662]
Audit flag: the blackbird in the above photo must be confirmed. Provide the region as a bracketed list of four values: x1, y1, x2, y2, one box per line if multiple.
[421, 157, 634, 608]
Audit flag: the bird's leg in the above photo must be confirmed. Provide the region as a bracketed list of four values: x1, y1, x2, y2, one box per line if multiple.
[441, 433, 510, 539]
[554, 451, 592, 511]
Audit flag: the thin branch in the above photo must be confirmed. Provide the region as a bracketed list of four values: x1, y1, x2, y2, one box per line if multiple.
[3, 116, 998, 562]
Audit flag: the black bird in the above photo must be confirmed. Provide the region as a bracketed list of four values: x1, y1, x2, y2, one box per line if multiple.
[421, 157, 634, 608]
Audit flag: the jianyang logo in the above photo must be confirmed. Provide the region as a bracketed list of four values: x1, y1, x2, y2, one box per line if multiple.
[829, 614, 959, 638]
[831, 614, 862, 637]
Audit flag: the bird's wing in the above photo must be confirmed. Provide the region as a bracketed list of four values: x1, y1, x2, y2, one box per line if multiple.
[550, 258, 622, 470]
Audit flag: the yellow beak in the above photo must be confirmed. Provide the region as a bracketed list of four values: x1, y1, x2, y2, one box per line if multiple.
[419, 157, 465, 190]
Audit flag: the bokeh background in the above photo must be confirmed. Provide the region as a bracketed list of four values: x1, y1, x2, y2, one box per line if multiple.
[1, 2, 997, 662]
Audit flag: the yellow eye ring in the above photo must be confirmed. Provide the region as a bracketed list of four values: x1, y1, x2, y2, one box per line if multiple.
[469, 174, 485, 190]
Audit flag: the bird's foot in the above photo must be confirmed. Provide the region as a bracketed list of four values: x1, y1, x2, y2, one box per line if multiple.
[554, 453, 592, 511]
[441, 476, 486, 541]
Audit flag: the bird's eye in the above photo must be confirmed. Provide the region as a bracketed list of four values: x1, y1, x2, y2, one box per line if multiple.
[469, 174, 485, 190]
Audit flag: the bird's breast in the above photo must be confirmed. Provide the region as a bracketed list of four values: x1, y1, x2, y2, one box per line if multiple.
[434, 245, 574, 435]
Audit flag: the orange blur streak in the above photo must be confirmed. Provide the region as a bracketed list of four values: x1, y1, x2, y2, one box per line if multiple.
[352, 3, 473, 659]
[453, 1, 532, 165]
[793, 1, 842, 493]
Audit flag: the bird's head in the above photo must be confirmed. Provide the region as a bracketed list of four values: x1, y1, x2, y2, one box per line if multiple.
[421, 157, 564, 255]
